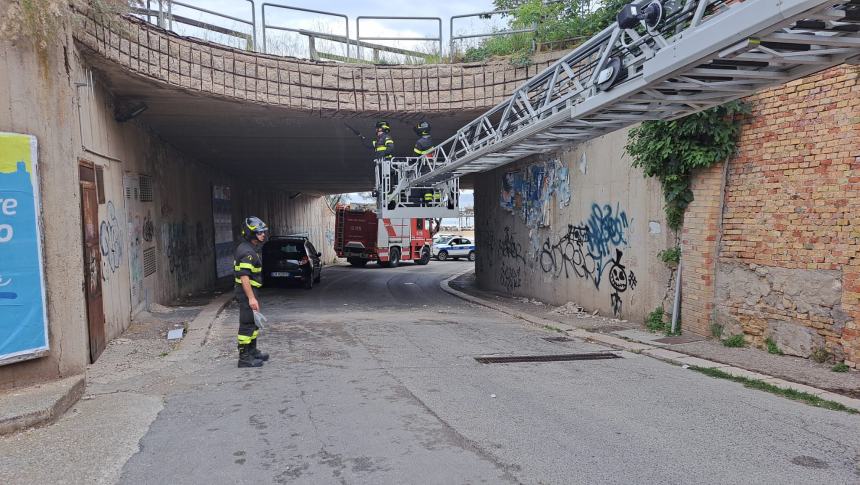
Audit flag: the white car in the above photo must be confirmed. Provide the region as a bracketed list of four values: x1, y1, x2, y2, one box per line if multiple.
[433, 236, 476, 261]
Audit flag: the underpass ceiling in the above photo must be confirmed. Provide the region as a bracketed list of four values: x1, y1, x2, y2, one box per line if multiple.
[91, 59, 484, 195]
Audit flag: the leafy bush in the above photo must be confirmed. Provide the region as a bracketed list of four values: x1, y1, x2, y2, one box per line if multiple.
[626, 101, 749, 231]
[832, 363, 849, 373]
[463, 0, 629, 62]
[722, 334, 746, 348]
[646, 306, 665, 333]
[658, 246, 681, 266]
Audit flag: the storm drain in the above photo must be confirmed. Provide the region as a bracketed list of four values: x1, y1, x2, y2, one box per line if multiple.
[542, 336, 573, 343]
[474, 352, 621, 364]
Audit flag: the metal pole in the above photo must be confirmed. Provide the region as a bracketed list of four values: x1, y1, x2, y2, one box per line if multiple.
[248, 0, 256, 51]
[671, 262, 682, 334]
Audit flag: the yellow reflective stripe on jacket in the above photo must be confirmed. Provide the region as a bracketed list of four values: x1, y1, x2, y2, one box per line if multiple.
[375, 146, 388, 152]
[235, 277, 263, 288]
[385, 139, 394, 145]
[414, 147, 434, 155]
[237, 334, 253, 344]
[251, 330, 259, 339]
[234, 262, 262, 273]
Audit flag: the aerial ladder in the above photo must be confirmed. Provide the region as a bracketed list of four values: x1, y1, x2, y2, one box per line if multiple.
[376, 0, 860, 218]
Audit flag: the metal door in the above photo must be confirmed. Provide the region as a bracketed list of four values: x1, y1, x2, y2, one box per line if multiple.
[80, 168, 106, 362]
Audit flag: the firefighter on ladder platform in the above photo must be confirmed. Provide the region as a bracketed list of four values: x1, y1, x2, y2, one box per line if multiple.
[412, 120, 439, 207]
[373, 120, 395, 198]
[234, 216, 270, 368]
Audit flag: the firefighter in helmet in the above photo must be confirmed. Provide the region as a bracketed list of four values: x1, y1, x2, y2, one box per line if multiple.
[373, 120, 394, 161]
[234, 216, 269, 368]
[412, 120, 434, 157]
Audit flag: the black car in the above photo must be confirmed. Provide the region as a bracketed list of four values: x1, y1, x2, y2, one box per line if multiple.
[262, 236, 322, 289]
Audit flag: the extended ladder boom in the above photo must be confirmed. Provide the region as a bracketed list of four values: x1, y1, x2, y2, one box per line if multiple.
[382, 0, 859, 205]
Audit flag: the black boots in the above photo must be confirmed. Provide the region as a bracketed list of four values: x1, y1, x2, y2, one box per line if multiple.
[250, 340, 269, 362]
[238, 344, 263, 368]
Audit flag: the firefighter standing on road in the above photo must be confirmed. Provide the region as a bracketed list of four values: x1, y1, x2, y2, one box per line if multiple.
[234, 216, 270, 368]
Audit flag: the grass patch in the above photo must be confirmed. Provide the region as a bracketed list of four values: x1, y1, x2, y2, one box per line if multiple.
[722, 334, 746, 348]
[710, 323, 724, 339]
[159, 351, 169, 357]
[542, 324, 564, 334]
[690, 366, 858, 414]
[765, 338, 783, 355]
[811, 347, 830, 364]
[832, 363, 850, 373]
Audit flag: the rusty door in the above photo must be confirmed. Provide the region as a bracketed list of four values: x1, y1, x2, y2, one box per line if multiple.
[80, 166, 106, 362]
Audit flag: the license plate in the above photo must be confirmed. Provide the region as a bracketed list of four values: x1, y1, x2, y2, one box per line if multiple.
[270, 272, 291, 277]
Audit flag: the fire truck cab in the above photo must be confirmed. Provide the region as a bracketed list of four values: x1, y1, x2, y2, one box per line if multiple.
[334, 206, 432, 268]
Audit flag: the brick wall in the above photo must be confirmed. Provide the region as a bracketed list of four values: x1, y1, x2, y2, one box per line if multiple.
[683, 64, 860, 366]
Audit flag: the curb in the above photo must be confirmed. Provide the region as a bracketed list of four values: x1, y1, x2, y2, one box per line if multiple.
[167, 291, 234, 361]
[440, 271, 860, 412]
[0, 375, 86, 436]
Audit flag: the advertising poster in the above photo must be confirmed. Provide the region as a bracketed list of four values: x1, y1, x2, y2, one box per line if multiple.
[0, 133, 49, 365]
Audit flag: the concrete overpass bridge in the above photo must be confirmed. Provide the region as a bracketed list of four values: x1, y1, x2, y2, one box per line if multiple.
[75, 15, 562, 194]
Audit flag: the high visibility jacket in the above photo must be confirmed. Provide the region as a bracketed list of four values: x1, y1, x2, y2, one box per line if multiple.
[424, 191, 441, 202]
[234, 241, 263, 288]
[413, 135, 434, 156]
[373, 133, 394, 159]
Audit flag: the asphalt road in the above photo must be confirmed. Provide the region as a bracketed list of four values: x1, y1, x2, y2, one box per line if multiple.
[119, 262, 860, 484]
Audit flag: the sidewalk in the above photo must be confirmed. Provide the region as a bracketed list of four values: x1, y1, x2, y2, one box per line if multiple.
[0, 288, 232, 437]
[444, 269, 860, 410]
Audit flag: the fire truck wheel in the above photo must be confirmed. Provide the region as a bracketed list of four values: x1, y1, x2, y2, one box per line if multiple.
[389, 248, 401, 268]
[415, 247, 431, 265]
[468, 251, 476, 262]
[437, 251, 448, 261]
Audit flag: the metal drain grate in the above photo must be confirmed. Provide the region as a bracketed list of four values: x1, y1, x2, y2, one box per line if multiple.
[474, 352, 621, 364]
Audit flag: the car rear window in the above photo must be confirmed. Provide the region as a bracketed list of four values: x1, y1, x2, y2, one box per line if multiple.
[265, 241, 305, 260]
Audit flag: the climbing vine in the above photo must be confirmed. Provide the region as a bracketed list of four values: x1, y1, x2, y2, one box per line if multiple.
[625, 101, 749, 231]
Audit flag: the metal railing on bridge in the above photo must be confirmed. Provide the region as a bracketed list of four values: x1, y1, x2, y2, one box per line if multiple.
[130, 1, 547, 64]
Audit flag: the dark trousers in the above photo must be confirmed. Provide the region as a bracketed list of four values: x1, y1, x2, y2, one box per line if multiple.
[235, 286, 259, 344]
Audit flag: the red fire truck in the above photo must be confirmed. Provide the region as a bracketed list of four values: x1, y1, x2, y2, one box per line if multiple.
[334, 206, 432, 267]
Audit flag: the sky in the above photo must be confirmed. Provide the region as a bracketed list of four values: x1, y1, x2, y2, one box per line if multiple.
[148, 0, 506, 56]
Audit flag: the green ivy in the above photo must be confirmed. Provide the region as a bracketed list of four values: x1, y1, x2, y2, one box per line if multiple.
[625, 101, 749, 231]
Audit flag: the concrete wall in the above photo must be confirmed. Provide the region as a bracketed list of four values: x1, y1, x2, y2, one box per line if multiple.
[0, 10, 334, 389]
[474, 129, 673, 322]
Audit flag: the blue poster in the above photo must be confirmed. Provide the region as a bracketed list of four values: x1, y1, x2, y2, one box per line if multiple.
[0, 133, 49, 365]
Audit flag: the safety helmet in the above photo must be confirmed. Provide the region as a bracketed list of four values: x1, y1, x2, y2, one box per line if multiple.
[242, 216, 269, 241]
[414, 120, 430, 136]
[375, 120, 391, 132]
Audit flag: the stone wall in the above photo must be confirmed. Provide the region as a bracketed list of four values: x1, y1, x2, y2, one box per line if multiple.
[474, 129, 673, 322]
[683, 65, 860, 366]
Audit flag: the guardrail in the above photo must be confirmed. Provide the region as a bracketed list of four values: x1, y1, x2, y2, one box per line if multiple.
[134, 0, 256, 50]
[131, 1, 551, 64]
[449, 9, 536, 58]
[261, 4, 350, 59]
[356, 16, 443, 62]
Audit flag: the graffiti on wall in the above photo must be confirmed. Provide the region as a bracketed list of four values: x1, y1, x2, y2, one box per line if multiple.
[500, 159, 571, 230]
[99, 201, 123, 276]
[498, 262, 522, 292]
[537, 203, 636, 315]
